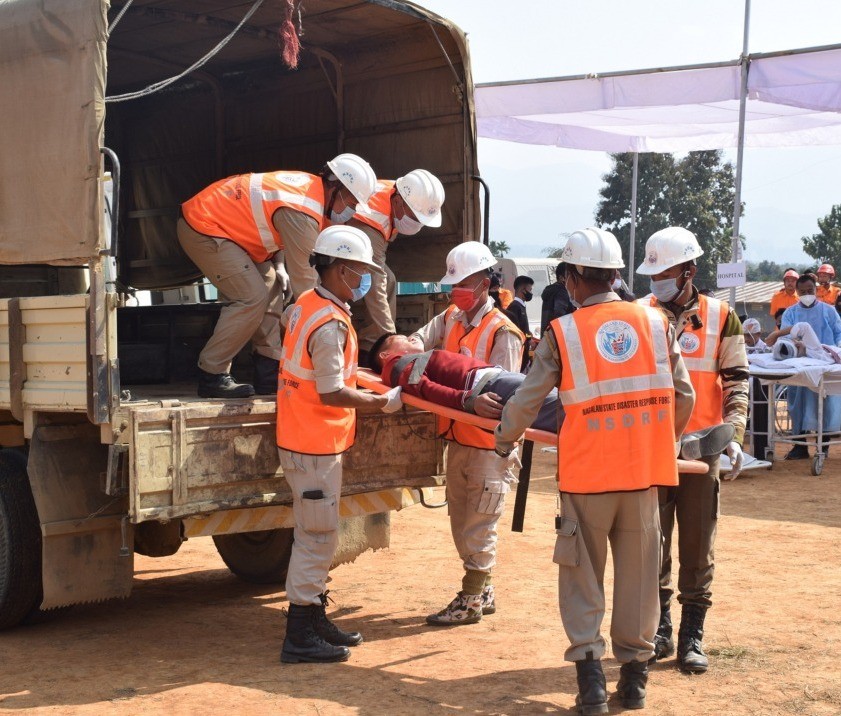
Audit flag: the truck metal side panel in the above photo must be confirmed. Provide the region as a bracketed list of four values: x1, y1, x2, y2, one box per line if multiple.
[127, 401, 442, 523]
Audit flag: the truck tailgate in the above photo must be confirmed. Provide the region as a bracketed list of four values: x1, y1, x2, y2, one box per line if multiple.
[123, 399, 442, 522]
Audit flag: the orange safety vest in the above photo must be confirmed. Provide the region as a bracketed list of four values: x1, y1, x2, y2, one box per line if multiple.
[817, 283, 841, 306]
[351, 180, 398, 242]
[769, 289, 798, 317]
[551, 301, 678, 494]
[182, 171, 327, 263]
[277, 289, 358, 455]
[438, 304, 525, 449]
[647, 294, 727, 432]
[499, 288, 514, 310]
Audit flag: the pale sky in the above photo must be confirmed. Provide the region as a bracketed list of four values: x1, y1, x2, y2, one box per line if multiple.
[420, 0, 841, 265]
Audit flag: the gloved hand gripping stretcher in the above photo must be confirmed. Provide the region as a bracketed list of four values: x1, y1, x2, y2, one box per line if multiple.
[357, 369, 708, 475]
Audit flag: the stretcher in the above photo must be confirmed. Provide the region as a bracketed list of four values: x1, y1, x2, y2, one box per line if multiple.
[748, 357, 841, 476]
[357, 368, 708, 473]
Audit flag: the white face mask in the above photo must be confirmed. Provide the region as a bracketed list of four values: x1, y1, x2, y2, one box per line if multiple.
[330, 206, 355, 224]
[650, 277, 681, 302]
[611, 278, 622, 291]
[394, 214, 423, 235]
[800, 294, 817, 307]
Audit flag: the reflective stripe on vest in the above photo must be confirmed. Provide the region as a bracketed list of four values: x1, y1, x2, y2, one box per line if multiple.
[181, 171, 325, 264]
[352, 180, 397, 242]
[277, 290, 357, 455]
[676, 294, 726, 432]
[438, 304, 525, 449]
[551, 301, 678, 494]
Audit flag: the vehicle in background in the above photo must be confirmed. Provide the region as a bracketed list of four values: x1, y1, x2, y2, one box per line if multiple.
[495, 258, 561, 335]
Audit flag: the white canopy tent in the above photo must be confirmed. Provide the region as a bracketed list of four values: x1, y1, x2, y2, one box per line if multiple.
[475, 42, 841, 292]
[476, 45, 841, 152]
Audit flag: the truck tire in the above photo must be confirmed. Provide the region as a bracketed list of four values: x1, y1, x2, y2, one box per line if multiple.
[213, 528, 294, 585]
[0, 450, 43, 630]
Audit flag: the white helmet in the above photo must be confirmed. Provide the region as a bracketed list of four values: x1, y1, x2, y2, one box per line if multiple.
[326, 153, 377, 206]
[637, 226, 704, 275]
[561, 227, 625, 269]
[396, 169, 445, 228]
[312, 225, 377, 268]
[439, 242, 497, 284]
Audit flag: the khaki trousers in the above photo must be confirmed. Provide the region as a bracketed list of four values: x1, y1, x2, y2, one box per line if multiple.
[177, 218, 283, 373]
[555, 487, 661, 664]
[354, 223, 397, 350]
[658, 455, 720, 610]
[279, 449, 343, 606]
[445, 443, 519, 574]
[273, 208, 320, 299]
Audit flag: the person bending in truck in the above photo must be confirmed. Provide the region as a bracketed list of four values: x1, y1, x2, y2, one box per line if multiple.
[177, 154, 376, 399]
[276, 225, 402, 664]
[347, 170, 446, 360]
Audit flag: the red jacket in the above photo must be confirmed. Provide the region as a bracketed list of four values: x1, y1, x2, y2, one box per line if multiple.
[381, 351, 490, 409]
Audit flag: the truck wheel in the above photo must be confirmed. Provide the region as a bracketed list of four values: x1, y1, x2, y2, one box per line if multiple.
[0, 450, 43, 629]
[213, 528, 294, 585]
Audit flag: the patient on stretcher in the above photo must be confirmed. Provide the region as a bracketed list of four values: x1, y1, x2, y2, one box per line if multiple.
[369, 333, 561, 432]
[766, 321, 841, 363]
[368, 333, 733, 458]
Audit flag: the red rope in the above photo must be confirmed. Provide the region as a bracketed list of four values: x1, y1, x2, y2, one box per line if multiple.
[278, 0, 301, 69]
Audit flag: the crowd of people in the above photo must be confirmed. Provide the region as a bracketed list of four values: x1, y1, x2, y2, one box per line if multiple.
[740, 265, 841, 461]
[180, 161, 760, 712]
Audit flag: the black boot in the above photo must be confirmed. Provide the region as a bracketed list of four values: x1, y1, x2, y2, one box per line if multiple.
[197, 369, 255, 399]
[616, 660, 649, 709]
[650, 606, 675, 663]
[252, 352, 280, 395]
[313, 592, 363, 647]
[574, 652, 608, 715]
[677, 604, 709, 674]
[281, 603, 350, 664]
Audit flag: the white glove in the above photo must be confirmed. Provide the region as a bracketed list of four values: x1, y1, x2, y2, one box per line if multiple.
[381, 386, 403, 413]
[724, 441, 744, 480]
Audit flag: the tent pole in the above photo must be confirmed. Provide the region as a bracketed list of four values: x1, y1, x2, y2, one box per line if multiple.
[628, 152, 639, 293]
[730, 0, 751, 307]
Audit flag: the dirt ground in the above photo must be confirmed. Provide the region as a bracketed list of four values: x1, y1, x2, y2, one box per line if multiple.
[1, 444, 840, 716]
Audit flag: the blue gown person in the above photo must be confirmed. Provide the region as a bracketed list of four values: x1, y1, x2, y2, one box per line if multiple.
[781, 281, 841, 456]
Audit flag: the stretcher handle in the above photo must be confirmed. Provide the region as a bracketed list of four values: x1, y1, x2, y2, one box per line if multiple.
[356, 369, 708, 474]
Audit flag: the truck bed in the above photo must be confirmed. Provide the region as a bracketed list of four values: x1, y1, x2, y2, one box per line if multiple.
[114, 386, 444, 523]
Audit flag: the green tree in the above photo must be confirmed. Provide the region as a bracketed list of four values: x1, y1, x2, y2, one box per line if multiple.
[594, 151, 742, 290]
[746, 260, 811, 282]
[801, 204, 841, 268]
[489, 240, 510, 259]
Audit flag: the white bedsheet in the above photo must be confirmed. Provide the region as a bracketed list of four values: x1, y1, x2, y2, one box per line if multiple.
[748, 354, 841, 393]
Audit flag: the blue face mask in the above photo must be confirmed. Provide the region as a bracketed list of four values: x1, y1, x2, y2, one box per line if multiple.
[650, 277, 681, 302]
[343, 266, 371, 302]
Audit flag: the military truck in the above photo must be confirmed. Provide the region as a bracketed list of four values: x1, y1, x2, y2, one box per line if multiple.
[0, 0, 480, 628]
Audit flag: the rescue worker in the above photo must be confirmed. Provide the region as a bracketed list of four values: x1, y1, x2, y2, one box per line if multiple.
[350, 170, 446, 353]
[495, 227, 695, 714]
[637, 226, 749, 674]
[178, 153, 377, 398]
[769, 268, 800, 318]
[408, 242, 524, 625]
[277, 225, 403, 664]
[816, 263, 840, 305]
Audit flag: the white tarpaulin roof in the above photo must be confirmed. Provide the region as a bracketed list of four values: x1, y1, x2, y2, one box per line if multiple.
[476, 45, 841, 153]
